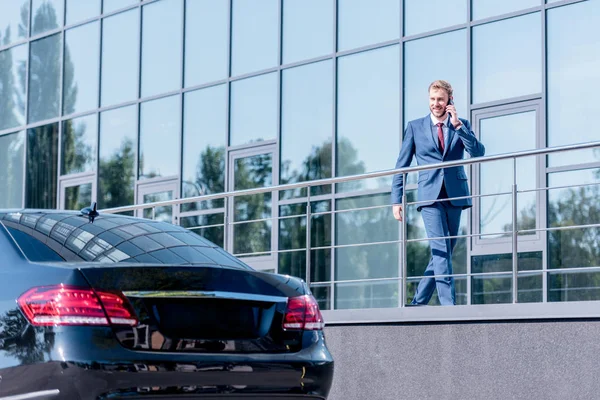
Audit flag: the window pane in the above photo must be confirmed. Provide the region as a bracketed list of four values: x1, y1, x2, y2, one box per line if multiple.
[337, 0, 399, 52]
[0, 131, 25, 208]
[101, 9, 139, 107]
[141, 0, 182, 98]
[139, 95, 180, 179]
[142, 190, 173, 223]
[283, 0, 333, 64]
[404, 29, 467, 127]
[471, 252, 542, 304]
[548, 169, 600, 301]
[233, 153, 273, 256]
[336, 46, 399, 191]
[547, 1, 600, 167]
[31, 0, 64, 36]
[0, 44, 27, 130]
[230, 72, 278, 146]
[0, 0, 28, 47]
[472, 0, 539, 21]
[479, 111, 537, 238]
[278, 201, 331, 282]
[28, 34, 61, 123]
[404, 0, 466, 36]
[66, 0, 100, 25]
[61, 114, 97, 175]
[64, 183, 92, 211]
[335, 280, 397, 310]
[231, 0, 278, 76]
[63, 22, 100, 115]
[184, 0, 228, 87]
[98, 106, 137, 209]
[103, 0, 138, 14]
[26, 123, 59, 209]
[335, 194, 398, 281]
[182, 85, 227, 211]
[473, 13, 541, 104]
[281, 61, 332, 199]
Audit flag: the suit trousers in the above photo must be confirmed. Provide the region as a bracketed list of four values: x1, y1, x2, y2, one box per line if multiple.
[411, 185, 462, 306]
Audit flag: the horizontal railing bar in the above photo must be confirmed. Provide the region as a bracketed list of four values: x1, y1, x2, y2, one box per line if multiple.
[100, 141, 600, 213]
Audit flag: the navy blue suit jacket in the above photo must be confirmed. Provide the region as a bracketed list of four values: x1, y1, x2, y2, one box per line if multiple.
[391, 115, 485, 209]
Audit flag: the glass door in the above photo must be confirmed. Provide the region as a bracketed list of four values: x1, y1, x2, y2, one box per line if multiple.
[136, 180, 179, 224]
[227, 145, 278, 272]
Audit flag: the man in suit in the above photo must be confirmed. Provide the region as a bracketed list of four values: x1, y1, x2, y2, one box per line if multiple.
[391, 80, 485, 306]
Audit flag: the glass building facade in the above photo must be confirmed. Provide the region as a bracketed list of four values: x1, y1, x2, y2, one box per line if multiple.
[0, 0, 598, 311]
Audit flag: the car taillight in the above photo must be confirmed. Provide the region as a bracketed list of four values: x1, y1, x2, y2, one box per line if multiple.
[17, 285, 138, 327]
[283, 295, 324, 331]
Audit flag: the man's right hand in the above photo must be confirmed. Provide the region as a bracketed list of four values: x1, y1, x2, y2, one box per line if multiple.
[392, 204, 403, 222]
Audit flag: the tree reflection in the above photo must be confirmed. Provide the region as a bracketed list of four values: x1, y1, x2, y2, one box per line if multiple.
[98, 138, 135, 210]
[0, 309, 54, 365]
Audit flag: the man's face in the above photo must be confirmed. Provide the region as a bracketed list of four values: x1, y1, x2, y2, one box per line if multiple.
[429, 88, 449, 119]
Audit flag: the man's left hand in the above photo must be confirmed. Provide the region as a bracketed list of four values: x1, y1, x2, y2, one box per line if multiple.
[446, 104, 461, 128]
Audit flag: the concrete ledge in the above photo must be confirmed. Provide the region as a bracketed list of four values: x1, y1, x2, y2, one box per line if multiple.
[322, 301, 600, 325]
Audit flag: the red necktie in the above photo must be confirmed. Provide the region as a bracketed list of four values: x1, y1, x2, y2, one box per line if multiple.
[437, 122, 445, 153]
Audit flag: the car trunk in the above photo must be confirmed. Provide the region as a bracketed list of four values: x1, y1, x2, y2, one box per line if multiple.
[78, 264, 305, 354]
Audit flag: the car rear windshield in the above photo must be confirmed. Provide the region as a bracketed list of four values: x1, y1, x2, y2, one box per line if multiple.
[0, 212, 250, 270]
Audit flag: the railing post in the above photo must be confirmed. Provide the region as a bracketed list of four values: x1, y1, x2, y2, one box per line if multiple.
[306, 192, 312, 286]
[401, 172, 407, 307]
[512, 157, 518, 304]
[151, 207, 156, 220]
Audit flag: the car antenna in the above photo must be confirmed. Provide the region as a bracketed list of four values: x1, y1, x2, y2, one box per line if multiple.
[80, 201, 99, 223]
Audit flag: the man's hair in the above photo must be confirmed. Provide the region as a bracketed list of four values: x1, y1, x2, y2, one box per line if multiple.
[428, 80, 453, 98]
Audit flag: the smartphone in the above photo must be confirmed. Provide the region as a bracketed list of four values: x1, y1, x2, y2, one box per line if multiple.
[448, 98, 453, 117]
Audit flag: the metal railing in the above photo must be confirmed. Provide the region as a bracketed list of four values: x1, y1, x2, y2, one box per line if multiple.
[101, 141, 600, 309]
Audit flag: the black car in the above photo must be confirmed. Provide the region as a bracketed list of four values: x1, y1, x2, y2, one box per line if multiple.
[0, 208, 333, 400]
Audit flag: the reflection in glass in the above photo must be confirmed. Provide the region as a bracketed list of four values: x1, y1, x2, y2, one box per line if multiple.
[547, 169, 599, 301]
[66, 0, 100, 25]
[0, 44, 27, 131]
[404, 29, 467, 127]
[404, 0, 466, 36]
[180, 214, 224, 247]
[185, 0, 229, 87]
[281, 61, 332, 199]
[101, 9, 139, 107]
[63, 22, 99, 115]
[335, 280, 397, 310]
[473, 13, 541, 104]
[26, 123, 59, 209]
[283, 0, 333, 64]
[0, 0, 29, 47]
[141, 0, 182, 98]
[335, 194, 398, 282]
[0, 131, 25, 208]
[233, 153, 273, 256]
[103, 0, 138, 14]
[231, 0, 278, 76]
[311, 285, 331, 310]
[472, 0, 539, 21]
[28, 34, 61, 123]
[61, 114, 97, 175]
[278, 201, 331, 282]
[31, 0, 63, 36]
[98, 106, 137, 209]
[471, 252, 542, 304]
[142, 190, 173, 223]
[479, 111, 537, 238]
[337, 0, 400, 52]
[182, 85, 226, 211]
[336, 46, 398, 191]
[139, 95, 180, 179]
[230, 73, 278, 146]
[547, 1, 600, 167]
[64, 183, 92, 211]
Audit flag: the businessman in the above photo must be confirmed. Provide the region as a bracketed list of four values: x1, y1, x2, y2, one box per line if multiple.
[391, 80, 485, 306]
